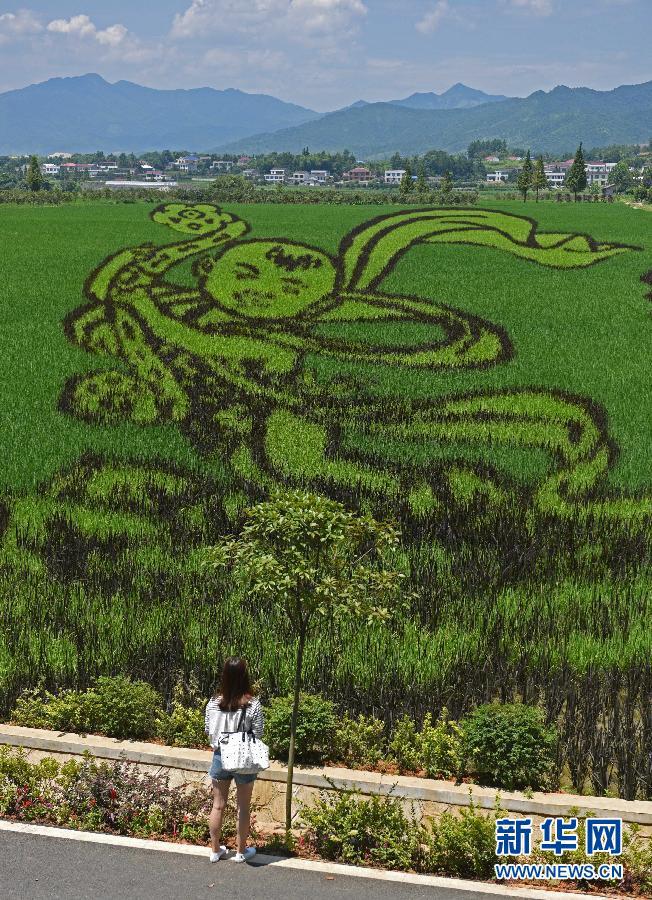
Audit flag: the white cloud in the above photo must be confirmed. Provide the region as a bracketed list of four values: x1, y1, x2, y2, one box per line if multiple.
[291, 0, 367, 32]
[47, 15, 129, 47]
[96, 24, 129, 47]
[171, 0, 366, 40]
[416, 1, 451, 34]
[0, 9, 42, 42]
[47, 15, 95, 38]
[506, 0, 553, 15]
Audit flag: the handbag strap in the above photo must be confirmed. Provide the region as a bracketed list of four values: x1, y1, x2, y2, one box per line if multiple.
[236, 703, 249, 733]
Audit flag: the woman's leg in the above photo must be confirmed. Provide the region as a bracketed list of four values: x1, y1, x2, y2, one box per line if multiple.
[209, 779, 231, 852]
[235, 781, 255, 853]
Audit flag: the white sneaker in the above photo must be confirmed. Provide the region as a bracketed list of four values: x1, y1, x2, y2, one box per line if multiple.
[209, 846, 227, 863]
[231, 847, 256, 863]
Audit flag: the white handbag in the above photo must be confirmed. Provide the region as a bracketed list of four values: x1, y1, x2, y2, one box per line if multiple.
[219, 704, 270, 774]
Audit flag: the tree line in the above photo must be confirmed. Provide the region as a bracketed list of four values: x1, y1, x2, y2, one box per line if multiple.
[516, 144, 589, 201]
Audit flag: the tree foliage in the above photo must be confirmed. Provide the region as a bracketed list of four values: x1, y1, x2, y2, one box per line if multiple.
[440, 170, 454, 196]
[416, 165, 428, 195]
[467, 138, 508, 159]
[207, 490, 404, 834]
[532, 155, 548, 201]
[516, 150, 533, 201]
[25, 155, 44, 192]
[400, 163, 414, 195]
[608, 160, 633, 193]
[565, 143, 588, 198]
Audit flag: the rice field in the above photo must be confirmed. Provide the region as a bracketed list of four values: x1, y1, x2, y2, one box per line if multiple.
[1, 198, 651, 797]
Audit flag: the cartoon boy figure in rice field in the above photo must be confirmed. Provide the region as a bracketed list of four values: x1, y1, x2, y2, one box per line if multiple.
[60, 203, 649, 521]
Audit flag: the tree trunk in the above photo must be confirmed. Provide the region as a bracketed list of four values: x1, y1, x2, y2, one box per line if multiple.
[285, 622, 307, 836]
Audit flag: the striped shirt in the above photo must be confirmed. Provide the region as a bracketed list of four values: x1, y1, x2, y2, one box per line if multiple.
[204, 696, 264, 750]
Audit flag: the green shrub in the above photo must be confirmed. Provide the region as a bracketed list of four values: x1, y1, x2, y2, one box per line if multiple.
[461, 702, 557, 791]
[11, 685, 56, 729]
[301, 788, 419, 870]
[11, 676, 163, 741]
[155, 678, 206, 748]
[422, 796, 502, 879]
[265, 693, 336, 764]
[11, 685, 102, 734]
[389, 709, 462, 778]
[46, 689, 104, 735]
[388, 714, 421, 771]
[332, 713, 386, 768]
[83, 676, 163, 740]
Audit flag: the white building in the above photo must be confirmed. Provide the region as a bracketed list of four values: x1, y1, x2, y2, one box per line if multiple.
[309, 170, 329, 184]
[42, 163, 60, 176]
[176, 155, 199, 173]
[486, 170, 511, 183]
[385, 169, 406, 185]
[544, 169, 566, 187]
[104, 181, 178, 191]
[264, 168, 286, 183]
[211, 160, 234, 171]
[586, 162, 617, 185]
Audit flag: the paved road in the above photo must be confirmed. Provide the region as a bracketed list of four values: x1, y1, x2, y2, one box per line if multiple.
[0, 830, 493, 900]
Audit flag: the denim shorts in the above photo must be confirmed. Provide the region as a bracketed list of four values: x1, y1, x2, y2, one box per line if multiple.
[209, 750, 257, 785]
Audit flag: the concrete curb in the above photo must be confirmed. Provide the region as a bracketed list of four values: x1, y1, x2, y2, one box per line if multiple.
[0, 820, 607, 899]
[2, 724, 651, 826]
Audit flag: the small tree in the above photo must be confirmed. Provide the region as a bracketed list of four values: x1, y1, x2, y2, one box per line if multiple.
[25, 155, 44, 192]
[400, 163, 414, 195]
[207, 490, 404, 835]
[608, 160, 633, 193]
[516, 150, 533, 202]
[532, 156, 547, 202]
[565, 143, 587, 199]
[440, 170, 454, 198]
[211, 174, 255, 202]
[415, 165, 428, 196]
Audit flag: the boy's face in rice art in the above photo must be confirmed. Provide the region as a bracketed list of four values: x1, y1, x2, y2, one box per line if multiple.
[201, 241, 337, 320]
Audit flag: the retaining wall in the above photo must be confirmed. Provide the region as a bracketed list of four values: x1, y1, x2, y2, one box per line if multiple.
[2, 724, 650, 835]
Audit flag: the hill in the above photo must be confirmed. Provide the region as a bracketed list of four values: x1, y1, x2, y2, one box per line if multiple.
[0, 74, 319, 155]
[215, 81, 652, 157]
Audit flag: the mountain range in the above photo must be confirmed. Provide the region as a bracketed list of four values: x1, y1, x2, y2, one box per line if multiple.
[1, 74, 651, 157]
[216, 81, 652, 157]
[0, 74, 319, 155]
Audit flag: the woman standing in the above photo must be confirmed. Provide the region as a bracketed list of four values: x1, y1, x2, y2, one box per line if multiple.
[205, 657, 265, 863]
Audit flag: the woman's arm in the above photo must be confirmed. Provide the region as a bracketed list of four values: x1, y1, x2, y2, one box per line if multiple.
[250, 699, 264, 739]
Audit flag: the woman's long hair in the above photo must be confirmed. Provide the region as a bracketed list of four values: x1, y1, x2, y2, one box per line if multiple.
[216, 657, 252, 711]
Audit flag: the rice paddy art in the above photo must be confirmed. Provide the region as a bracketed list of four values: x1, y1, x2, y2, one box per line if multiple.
[57, 203, 647, 522]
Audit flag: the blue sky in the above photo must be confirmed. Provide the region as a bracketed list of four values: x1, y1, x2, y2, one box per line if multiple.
[0, 0, 650, 110]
